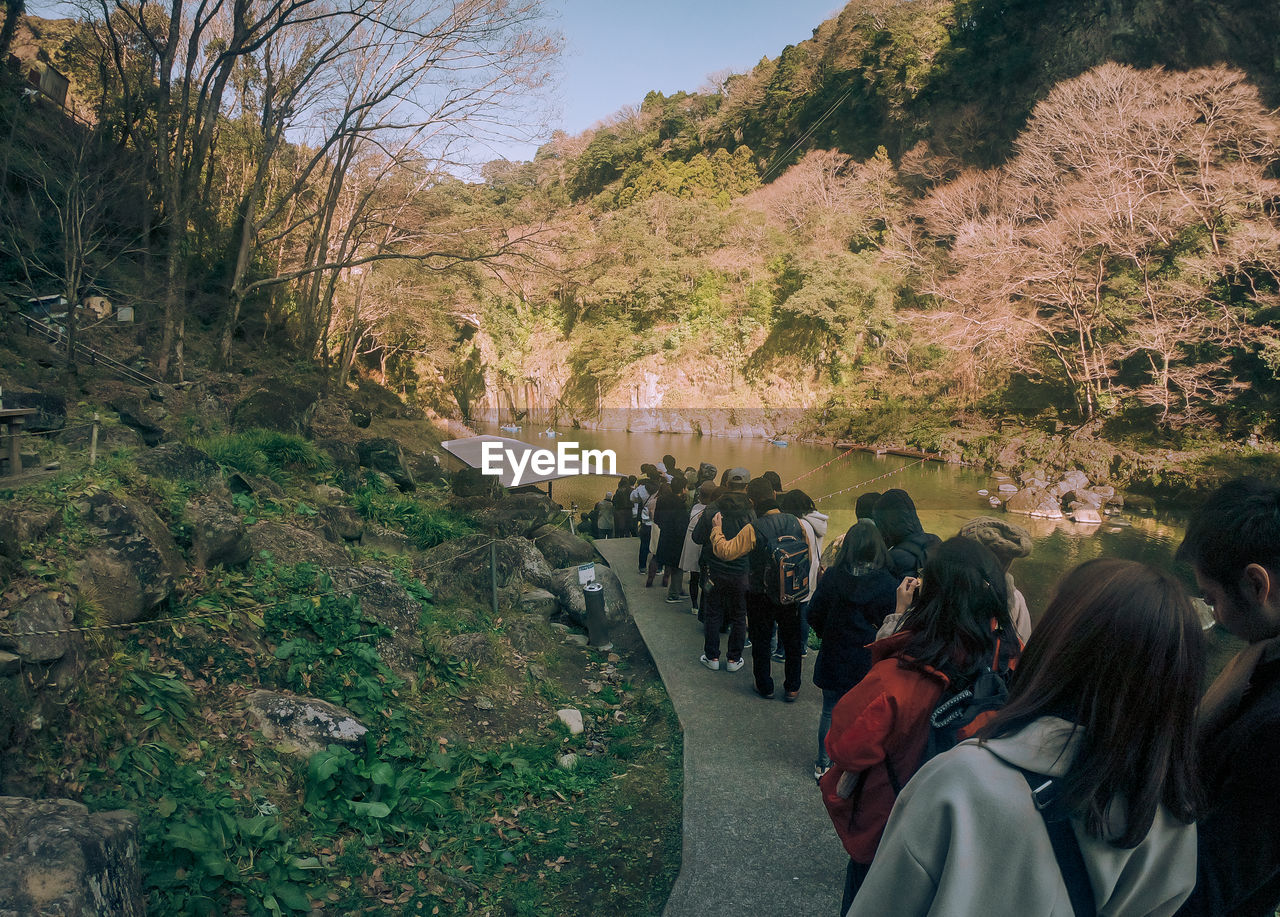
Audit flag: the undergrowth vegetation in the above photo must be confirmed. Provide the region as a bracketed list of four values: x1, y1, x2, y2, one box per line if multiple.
[6, 446, 681, 916]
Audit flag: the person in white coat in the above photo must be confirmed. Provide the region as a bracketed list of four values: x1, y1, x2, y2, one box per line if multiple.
[848, 558, 1205, 917]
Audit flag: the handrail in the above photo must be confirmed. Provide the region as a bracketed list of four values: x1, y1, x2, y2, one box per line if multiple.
[18, 313, 162, 387]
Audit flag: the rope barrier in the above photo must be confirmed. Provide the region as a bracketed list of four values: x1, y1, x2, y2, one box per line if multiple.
[812, 458, 928, 506]
[0, 537, 499, 640]
[782, 445, 857, 489]
[10, 422, 98, 439]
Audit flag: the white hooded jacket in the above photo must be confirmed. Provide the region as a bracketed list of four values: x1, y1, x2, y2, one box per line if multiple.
[847, 717, 1196, 917]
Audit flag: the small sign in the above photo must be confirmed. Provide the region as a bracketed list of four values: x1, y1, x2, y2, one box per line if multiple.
[577, 562, 596, 585]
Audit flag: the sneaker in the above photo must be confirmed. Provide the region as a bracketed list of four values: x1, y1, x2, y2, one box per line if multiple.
[784, 690, 800, 703]
[771, 650, 786, 663]
[813, 764, 830, 782]
[753, 684, 774, 700]
[690, 606, 699, 615]
[700, 654, 720, 671]
[725, 658, 745, 673]
[665, 595, 682, 604]
[801, 648, 809, 658]
[743, 638, 752, 648]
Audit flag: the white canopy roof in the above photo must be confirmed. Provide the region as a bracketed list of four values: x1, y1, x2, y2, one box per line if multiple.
[441, 434, 578, 488]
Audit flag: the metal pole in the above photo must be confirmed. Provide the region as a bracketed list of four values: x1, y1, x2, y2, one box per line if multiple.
[89, 413, 99, 466]
[489, 541, 499, 616]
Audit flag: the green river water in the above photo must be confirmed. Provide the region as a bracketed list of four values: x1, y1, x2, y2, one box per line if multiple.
[480, 424, 1195, 623]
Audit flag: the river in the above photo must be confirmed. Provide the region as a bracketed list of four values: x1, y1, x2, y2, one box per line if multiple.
[480, 424, 1200, 620]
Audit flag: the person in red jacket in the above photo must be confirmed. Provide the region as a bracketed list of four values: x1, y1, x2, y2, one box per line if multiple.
[820, 536, 1018, 913]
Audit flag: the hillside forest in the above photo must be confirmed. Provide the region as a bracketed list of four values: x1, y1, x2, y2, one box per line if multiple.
[4, 0, 1280, 454]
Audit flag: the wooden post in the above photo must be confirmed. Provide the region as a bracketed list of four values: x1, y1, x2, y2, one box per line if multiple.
[489, 541, 499, 617]
[89, 413, 99, 466]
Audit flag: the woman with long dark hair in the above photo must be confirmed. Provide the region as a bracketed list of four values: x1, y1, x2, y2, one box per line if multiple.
[809, 521, 897, 782]
[848, 558, 1203, 916]
[822, 537, 1018, 911]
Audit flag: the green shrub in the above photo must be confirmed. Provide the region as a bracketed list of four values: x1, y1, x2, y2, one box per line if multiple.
[352, 486, 473, 549]
[196, 430, 331, 482]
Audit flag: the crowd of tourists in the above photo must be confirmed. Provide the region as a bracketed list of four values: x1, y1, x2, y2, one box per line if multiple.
[595, 459, 1280, 917]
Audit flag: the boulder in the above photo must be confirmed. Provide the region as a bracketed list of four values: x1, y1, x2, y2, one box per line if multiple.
[188, 498, 251, 569]
[996, 483, 1019, 495]
[442, 633, 492, 666]
[1061, 469, 1090, 493]
[328, 565, 427, 673]
[77, 494, 186, 624]
[135, 443, 219, 482]
[421, 535, 553, 605]
[108, 393, 167, 446]
[360, 525, 416, 554]
[1071, 507, 1103, 525]
[0, 505, 62, 559]
[531, 524, 596, 569]
[518, 588, 560, 618]
[245, 690, 367, 758]
[1065, 489, 1105, 509]
[230, 380, 320, 435]
[0, 797, 142, 916]
[503, 616, 551, 653]
[5, 391, 65, 433]
[451, 467, 495, 498]
[476, 493, 564, 539]
[546, 564, 629, 629]
[320, 504, 365, 542]
[249, 522, 350, 569]
[313, 439, 360, 476]
[1004, 487, 1064, 519]
[0, 591, 74, 663]
[357, 438, 416, 491]
[227, 471, 284, 500]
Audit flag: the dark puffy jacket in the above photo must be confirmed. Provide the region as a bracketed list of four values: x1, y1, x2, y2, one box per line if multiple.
[746, 510, 808, 594]
[692, 492, 754, 579]
[809, 566, 899, 693]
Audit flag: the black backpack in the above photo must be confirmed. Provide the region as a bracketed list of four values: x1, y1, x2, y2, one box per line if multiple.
[885, 636, 1016, 794]
[761, 525, 811, 605]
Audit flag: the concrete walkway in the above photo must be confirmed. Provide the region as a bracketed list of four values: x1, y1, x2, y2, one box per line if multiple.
[594, 537, 848, 917]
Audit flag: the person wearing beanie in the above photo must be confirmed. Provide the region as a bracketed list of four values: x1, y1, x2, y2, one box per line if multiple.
[959, 516, 1034, 643]
[855, 491, 881, 522]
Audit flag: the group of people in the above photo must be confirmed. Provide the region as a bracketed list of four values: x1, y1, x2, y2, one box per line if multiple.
[604, 463, 1280, 917]
[821, 477, 1280, 917]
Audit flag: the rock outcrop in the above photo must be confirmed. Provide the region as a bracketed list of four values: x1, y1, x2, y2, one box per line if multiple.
[230, 380, 320, 434]
[422, 535, 554, 606]
[245, 691, 367, 758]
[546, 564, 629, 629]
[357, 438, 415, 491]
[0, 796, 143, 917]
[475, 493, 563, 539]
[531, 524, 596, 569]
[77, 494, 186, 624]
[188, 498, 251, 569]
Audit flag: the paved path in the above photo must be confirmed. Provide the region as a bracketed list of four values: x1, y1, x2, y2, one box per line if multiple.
[594, 538, 848, 917]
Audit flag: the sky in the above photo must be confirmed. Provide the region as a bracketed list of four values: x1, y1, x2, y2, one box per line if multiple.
[25, 0, 846, 166]
[543, 0, 843, 140]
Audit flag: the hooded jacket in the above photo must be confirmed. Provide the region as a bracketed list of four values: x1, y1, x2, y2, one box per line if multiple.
[873, 490, 941, 580]
[848, 718, 1197, 917]
[808, 565, 898, 693]
[819, 630, 951, 863]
